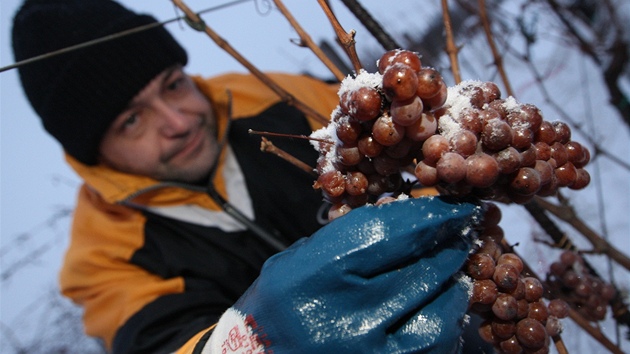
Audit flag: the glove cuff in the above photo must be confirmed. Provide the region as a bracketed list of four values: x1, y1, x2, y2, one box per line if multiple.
[207, 308, 267, 353]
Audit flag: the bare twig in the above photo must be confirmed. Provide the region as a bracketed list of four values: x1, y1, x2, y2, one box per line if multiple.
[476, 0, 514, 97]
[441, 0, 462, 84]
[339, 0, 400, 51]
[534, 196, 630, 272]
[272, 0, 345, 81]
[316, 0, 363, 73]
[259, 137, 317, 177]
[171, 0, 329, 125]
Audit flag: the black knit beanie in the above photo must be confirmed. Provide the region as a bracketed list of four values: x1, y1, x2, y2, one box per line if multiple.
[12, 0, 188, 165]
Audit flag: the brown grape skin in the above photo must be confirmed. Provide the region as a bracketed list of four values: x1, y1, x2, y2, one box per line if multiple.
[472, 279, 499, 305]
[336, 143, 362, 166]
[498, 253, 524, 274]
[520, 144, 538, 167]
[377, 49, 421, 73]
[405, 112, 438, 142]
[527, 301, 549, 323]
[478, 238, 503, 261]
[559, 250, 578, 266]
[536, 174, 558, 197]
[458, 108, 483, 134]
[466, 153, 500, 188]
[547, 299, 569, 319]
[481, 202, 502, 227]
[345, 171, 368, 196]
[561, 270, 580, 288]
[511, 126, 534, 150]
[382, 63, 419, 101]
[335, 116, 362, 144]
[416, 67, 444, 99]
[421, 81, 447, 111]
[358, 134, 384, 158]
[493, 264, 520, 291]
[492, 293, 518, 321]
[466, 253, 496, 280]
[436, 152, 467, 184]
[533, 160, 554, 186]
[481, 81, 501, 102]
[533, 142, 551, 161]
[535, 121, 557, 145]
[568, 168, 590, 190]
[478, 320, 498, 344]
[372, 114, 405, 146]
[392, 50, 422, 72]
[510, 167, 542, 196]
[600, 284, 617, 302]
[390, 96, 424, 126]
[494, 147, 522, 175]
[450, 130, 478, 157]
[545, 316, 562, 337]
[462, 85, 486, 109]
[523, 277, 544, 302]
[422, 135, 450, 165]
[507, 278, 526, 301]
[516, 299, 530, 320]
[366, 173, 389, 196]
[552, 121, 571, 144]
[372, 154, 400, 176]
[377, 50, 397, 74]
[317, 170, 346, 197]
[519, 104, 543, 132]
[345, 193, 369, 208]
[482, 119, 513, 151]
[549, 142, 568, 167]
[549, 262, 567, 278]
[555, 162, 578, 187]
[414, 161, 438, 186]
[515, 318, 547, 350]
[499, 335, 523, 354]
[492, 319, 517, 340]
[565, 141, 586, 164]
[348, 87, 382, 121]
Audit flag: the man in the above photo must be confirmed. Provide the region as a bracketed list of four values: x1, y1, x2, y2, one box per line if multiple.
[12, 0, 483, 353]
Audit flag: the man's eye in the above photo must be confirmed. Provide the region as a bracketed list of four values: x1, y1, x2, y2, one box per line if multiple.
[167, 78, 184, 91]
[122, 114, 138, 129]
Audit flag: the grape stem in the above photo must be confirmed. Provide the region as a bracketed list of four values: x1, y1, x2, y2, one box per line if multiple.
[249, 129, 334, 145]
[440, 0, 462, 84]
[316, 0, 363, 73]
[476, 0, 514, 97]
[272, 0, 345, 82]
[259, 137, 317, 177]
[170, 0, 329, 125]
[534, 196, 630, 272]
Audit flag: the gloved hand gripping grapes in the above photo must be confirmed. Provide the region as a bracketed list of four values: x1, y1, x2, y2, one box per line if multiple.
[207, 197, 483, 353]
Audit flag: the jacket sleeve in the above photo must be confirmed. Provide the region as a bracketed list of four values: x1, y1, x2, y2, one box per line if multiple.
[59, 185, 186, 350]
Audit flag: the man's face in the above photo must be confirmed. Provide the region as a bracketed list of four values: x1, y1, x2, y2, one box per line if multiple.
[99, 65, 218, 183]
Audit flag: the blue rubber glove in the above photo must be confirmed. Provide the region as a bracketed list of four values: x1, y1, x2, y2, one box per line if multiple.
[207, 196, 482, 354]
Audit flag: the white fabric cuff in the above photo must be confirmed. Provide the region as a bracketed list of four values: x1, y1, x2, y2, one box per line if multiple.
[202, 308, 266, 354]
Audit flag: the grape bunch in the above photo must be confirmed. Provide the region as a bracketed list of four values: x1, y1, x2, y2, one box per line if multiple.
[468, 203, 570, 353]
[547, 250, 617, 322]
[425, 80, 591, 204]
[310, 49, 591, 220]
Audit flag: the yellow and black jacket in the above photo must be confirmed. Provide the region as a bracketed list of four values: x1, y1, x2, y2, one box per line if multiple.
[59, 72, 340, 353]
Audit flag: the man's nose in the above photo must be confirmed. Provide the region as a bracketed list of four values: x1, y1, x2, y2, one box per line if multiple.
[156, 101, 189, 137]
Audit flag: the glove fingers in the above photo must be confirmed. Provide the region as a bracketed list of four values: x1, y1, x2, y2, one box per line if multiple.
[344, 197, 480, 278]
[368, 234, 472, 328]
[384, 273, 471, 354]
